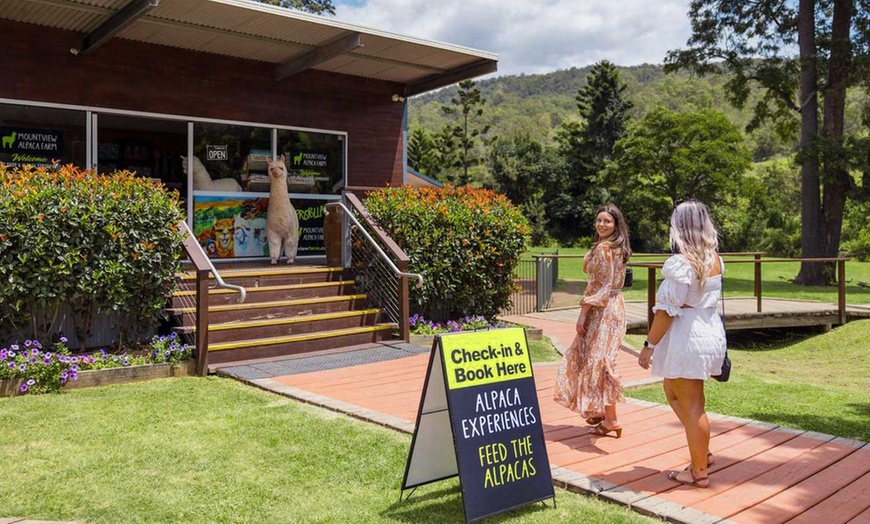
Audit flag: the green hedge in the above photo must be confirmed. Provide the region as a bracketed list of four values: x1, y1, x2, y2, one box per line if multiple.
[364, 186, 529, 321]
[0, 164, 184, 347]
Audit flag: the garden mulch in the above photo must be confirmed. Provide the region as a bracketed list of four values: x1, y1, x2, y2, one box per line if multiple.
[220, 312, 870, 524]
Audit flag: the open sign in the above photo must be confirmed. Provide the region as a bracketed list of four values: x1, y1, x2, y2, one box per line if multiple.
[206, 145, 228, 161]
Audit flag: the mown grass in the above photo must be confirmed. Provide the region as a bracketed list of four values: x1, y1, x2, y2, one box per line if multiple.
[626, 320, 870, 442]
[0, 377, 656, 524]
[525, 247, 870, 304]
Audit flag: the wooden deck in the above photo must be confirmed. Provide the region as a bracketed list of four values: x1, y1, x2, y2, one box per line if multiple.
[520, 298, 870, 333]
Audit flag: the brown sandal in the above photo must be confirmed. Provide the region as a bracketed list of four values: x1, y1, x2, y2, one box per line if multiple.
[666, 468, 709, 488]
[585, 416, 604, 426]
[590, 422, 622, 438]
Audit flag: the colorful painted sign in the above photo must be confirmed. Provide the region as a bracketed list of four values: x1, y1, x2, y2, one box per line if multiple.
[192, 194, 331, 259]
[0, 126, 63, 167]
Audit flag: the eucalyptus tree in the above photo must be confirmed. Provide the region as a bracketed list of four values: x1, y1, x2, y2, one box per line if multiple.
[251, 0, 335, 15]
[665, 0, 870, 285]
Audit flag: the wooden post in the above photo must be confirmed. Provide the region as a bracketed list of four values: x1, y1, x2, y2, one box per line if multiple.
[755, 253, 762, 313]
[398, 260, 410, 341]
[838, 259, 846, 325]
[195, 269, 209, 376]
[647, 266, 656, 332]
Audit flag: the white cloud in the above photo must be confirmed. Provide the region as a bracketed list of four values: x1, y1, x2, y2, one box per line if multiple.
[334, 0, 692, 76]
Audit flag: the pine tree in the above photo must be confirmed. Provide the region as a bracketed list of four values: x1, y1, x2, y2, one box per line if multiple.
[441, 80, 490, 185]
[407, 127, 441, 179]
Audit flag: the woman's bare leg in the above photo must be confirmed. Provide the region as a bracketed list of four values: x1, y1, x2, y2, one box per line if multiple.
[667, 378, 710, 485]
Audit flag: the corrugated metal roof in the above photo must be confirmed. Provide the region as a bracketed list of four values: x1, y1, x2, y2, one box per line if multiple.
[2, 0, 498, 94]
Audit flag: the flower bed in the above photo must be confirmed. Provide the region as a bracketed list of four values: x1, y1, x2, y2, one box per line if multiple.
[0, 333, 194, 397]
[408, 314, 542, 348]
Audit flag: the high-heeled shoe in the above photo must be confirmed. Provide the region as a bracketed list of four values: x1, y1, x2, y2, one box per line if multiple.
[590, 422, 622, 438]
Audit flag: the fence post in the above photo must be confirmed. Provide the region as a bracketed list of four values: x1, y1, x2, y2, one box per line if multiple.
[838, 259, 846, 325]
[398, 259, 410, 341]
[647, 267, 656, 331]
[552, 249, 559, 288]
[535, 257, 544, 312]
[195, 268, 209, 376]
[755, 253, 762, 312]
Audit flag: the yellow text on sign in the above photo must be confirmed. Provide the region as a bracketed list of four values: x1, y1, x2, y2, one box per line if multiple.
[440, 328, 532, 390]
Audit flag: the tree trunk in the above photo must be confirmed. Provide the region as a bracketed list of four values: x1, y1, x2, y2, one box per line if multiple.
[794, 0, 826, 286]
[818, 0, 853, 284]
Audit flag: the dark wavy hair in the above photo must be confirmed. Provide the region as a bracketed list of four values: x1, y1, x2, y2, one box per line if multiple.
[593, 203, 632, 263]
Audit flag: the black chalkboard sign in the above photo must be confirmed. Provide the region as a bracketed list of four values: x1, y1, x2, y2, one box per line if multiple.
[402, 327, 554, 523]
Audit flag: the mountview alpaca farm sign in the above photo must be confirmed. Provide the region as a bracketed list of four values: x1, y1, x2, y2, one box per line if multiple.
[0, 127, 63, 167]
[402, 328, 554, 523]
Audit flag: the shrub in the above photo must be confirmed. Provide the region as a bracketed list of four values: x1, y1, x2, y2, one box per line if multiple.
[0, 164, 184, 347]
[364, 186, 530, 321]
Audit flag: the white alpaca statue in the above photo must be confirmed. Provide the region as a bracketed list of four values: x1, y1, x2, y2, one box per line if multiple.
[266, 155, 299, 264]
[182, 155, 242, 192]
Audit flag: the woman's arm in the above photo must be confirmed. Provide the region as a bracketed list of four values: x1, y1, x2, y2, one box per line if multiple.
[638, 310, 672, 369]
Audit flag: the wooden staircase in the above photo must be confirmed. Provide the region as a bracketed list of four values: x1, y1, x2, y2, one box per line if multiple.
[168, 264, 394, 370]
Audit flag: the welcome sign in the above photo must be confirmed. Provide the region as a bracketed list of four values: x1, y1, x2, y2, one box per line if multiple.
[402, 328, 554, 523]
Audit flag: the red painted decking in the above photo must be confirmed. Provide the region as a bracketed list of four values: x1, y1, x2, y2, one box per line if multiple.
[266, 312, 870, 524]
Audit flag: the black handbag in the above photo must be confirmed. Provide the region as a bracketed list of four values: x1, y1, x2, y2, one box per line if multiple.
[623, 267, 633, 288]
[711, 264, 730, 382]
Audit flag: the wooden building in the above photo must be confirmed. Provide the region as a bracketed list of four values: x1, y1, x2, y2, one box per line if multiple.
[0, 0, 496, 260]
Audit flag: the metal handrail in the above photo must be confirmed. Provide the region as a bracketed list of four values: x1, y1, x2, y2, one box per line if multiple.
[178, 221, 247, 303]
[325, 202, 423, 287]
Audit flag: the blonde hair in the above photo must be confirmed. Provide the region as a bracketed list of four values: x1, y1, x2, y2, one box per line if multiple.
[669, 200, 719, 287]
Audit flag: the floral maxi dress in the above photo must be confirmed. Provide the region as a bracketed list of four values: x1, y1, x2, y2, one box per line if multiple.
[553, 243, 626, 419]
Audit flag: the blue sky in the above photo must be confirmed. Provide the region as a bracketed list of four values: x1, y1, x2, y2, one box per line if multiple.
[332, 0, 693, 76]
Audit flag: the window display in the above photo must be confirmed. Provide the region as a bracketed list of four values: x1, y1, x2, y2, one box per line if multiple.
[0, 103, 86, 168]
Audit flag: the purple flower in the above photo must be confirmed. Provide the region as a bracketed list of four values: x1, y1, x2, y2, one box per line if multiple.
[61, 371, 69, 379]
[26, 379, 35, 386]
[31, 348, 39, 356]
[11, 344, 19, 351]
[19, 384, 28, 393]
[24, 340, 32, 347]
[59, 336, 68, 343]
[18, 364, 26, 372]
[0, 350, 6, 360]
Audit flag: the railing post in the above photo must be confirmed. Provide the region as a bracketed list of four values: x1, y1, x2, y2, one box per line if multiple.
[195, 268, 209, 376]
[755, 253, 762, 312]
[398, 260, 410, 341]
[535, 257, 544, 312]
[647, 266, 656, 331]
[552, 250, 559, 288]
[838, 259, 846, 325]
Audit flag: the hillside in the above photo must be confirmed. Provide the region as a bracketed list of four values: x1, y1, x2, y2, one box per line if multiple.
[408, 63, 865, 157]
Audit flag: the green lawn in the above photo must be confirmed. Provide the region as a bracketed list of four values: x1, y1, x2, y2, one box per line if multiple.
[0, 378, 656, 524]
[626, 320, 870, 442]
[525, 247, 870, 304]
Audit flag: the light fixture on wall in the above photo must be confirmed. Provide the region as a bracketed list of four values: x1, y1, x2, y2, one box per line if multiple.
[392, 94, 406, 103]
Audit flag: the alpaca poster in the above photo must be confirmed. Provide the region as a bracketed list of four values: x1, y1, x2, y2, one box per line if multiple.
[193, 195, 331, 259]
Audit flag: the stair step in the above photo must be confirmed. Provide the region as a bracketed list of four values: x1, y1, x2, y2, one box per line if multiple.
[206, 324, 394, 364]
[175, 309, 381, 342]
[177, 266, 345, 289]
[167, 294, 369, 324]
[171, 280, 356, 306]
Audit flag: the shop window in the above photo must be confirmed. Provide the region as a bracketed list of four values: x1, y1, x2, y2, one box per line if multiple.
[0, 103, 86, 168]
[96, 113, 187, 193]
[277, 129, 345, 194]
[192, 123, 271, 193]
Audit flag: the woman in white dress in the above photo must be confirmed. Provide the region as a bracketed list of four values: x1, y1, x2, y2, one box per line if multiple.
[637, 200, 726, 489]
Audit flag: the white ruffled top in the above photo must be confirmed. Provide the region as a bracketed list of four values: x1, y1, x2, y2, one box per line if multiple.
[652, 255, 722, 316]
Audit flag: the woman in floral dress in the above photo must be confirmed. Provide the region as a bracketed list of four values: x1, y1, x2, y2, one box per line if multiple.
[554, 203, 631, 438]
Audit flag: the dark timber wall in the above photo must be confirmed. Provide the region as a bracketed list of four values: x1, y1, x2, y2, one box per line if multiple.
[0, 19, 404, 188]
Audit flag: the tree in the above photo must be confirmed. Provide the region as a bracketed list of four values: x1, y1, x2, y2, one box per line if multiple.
[665, 0, 870, 285]
[407, 127, 442, 179]
[489, 133, 561, 245]
[553, 60, 633, 242]
[250, 0, 335, 15]
[608, 108, 751, 251]
[441, 80, 490, 185]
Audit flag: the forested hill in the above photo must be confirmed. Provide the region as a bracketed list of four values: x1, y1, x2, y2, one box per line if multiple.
[409, 63, 809, 156]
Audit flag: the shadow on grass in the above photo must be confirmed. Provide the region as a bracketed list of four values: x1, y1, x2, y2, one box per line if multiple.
[746, 402, 870, 442]
[726, 326, 825, 351]
[383, 483, 554, 523]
